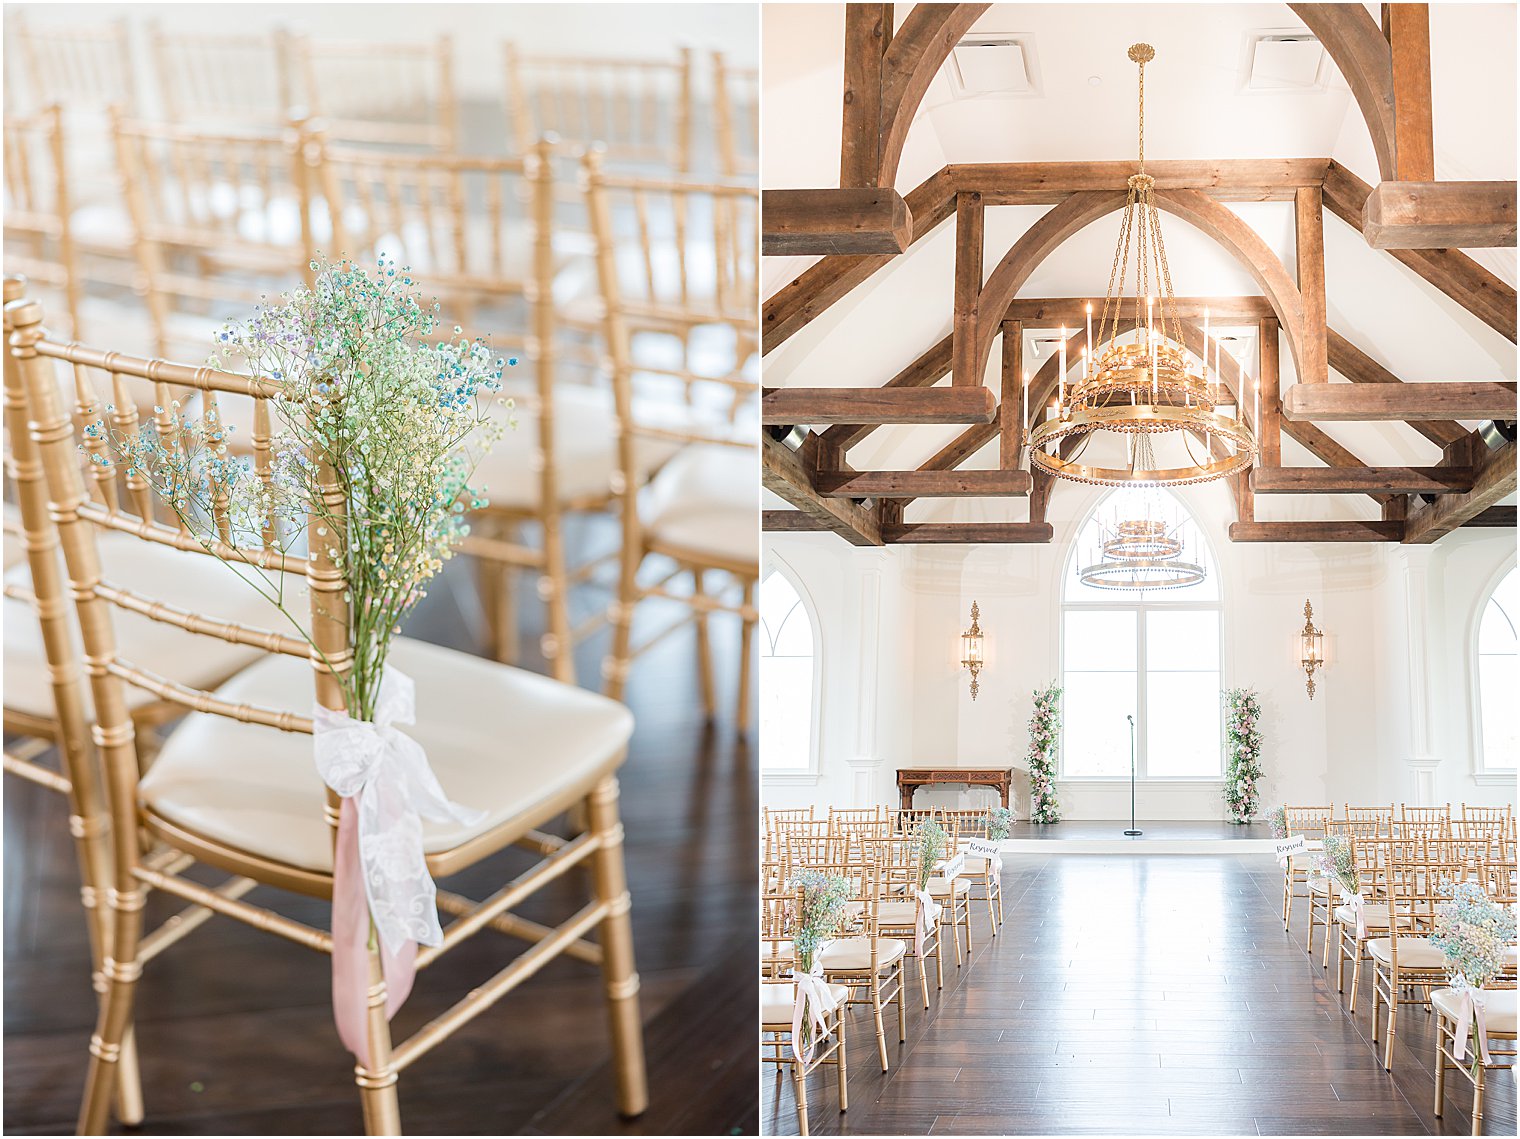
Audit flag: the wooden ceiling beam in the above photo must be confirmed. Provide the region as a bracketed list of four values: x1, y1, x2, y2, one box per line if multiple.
[1362, 181, 1518, 250]
[884, 522, 1054, 544]
[1005, 297, 1276, 324]
[761, 433, 883, 546]
[1251, 466, 1477, 494]
[761, 188, 912, 256]
[947, 159, 1330, 202]
[1323, 161, 1516, 342]
[1228, 520, 1405, 542]
[1465, 506, 1517, 528]
[951, 191, 985, 386]
[839, 2, 891, 187]
[762, 510, 832, 533]
[1403, 439, 1517, 544]
[1385, 3, 1435, 182]
[1291, 5, 1398, 182]
[817, 335, 953, 452]
[1326, 330, 1466, 446]
[1281, 382, 1518, 422]
[817, 469, 1031, 499]
[1295, 187, 1328, 385]
[763, 168, 957, 354]
[761, 386, 997, 426]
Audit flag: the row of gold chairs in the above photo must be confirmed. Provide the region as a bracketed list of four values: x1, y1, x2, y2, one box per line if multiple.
[760, 804, 1008, 1134]
[3, 276, 651, 1135]
[1276, 803, 1516, 1135]
[4, 105, 761, 718]
[8, 17, 757, 176]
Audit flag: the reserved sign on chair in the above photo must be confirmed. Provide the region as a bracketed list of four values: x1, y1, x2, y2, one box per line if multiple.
[965, 838, 1000, 859]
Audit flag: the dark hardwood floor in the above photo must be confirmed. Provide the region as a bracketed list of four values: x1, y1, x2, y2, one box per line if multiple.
[763, 852, 1516, 1136]
[4, 531, 759, 1135]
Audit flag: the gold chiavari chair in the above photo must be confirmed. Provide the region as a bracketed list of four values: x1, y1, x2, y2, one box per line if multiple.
[292, 34, 458, 151]
[110, 112, 314, 362]
[776, 821, 840, 881]
[711, 51, 757, 181]
[864, 834, 943, 1009]
[1281, 805, 1333, 936]
[1332, 832, 1398, 1008]
[818, 857, 907, 1073]
[1320, 817, 1383, 970]
[923, 814, 974, 968]
[12, 15, 138, 116]
[761, 883, 849, 1137]
[1432, 981, 1516, 1136]
[1400, 804, 1452, 838]
[1346, 803, 1396, 827]
[3, 106, 81, 336]
[504, 44, 693, 174]
[943, 807, 1004, 938]
[9, 292, 649, 1135]
[1370, 844, 1472, 1072]
[586, 153, 759, 726]
[891, 806, 942, 835]
[1463, 803, 1513, 825]
[148, 24, 298, 130]
[763, 806, 815, 864]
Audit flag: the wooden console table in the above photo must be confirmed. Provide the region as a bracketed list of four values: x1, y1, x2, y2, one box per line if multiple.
[897, 767, 1015, 810]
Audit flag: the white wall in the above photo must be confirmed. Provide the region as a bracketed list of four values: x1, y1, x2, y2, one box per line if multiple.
[763, 497, 1517, 820]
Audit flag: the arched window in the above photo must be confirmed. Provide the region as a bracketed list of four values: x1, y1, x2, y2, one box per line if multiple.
[759, 568, 818, 771]
[1061, 489, 1222, 779]
[1477, 565, 1518, 772]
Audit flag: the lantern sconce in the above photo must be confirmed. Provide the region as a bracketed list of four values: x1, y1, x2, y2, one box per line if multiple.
[1300, 599, 1324, 700]
[961, 601, 985, 700]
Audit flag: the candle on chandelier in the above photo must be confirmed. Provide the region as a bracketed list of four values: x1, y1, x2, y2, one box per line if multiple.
[1085, 302, 1093, 368]
[1201, 305, 1210, 384]
[1081, 345, 1088, 382]
[1022, 370, 1030, 439]
[1151, 329, 1158, 400]
[1214, 337, 1221, 405]
[1059, 327, 1067, 410]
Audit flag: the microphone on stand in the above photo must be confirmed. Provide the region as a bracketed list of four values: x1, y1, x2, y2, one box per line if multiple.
[1123, 714, 1142, 836]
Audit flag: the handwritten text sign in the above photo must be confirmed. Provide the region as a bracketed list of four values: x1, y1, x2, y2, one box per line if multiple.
[966, 838, 1001, 859]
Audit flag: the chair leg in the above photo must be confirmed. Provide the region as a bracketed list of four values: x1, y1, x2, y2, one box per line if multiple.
[985, 882, 998, 939]
[792, 1059, 809, 1137]
[1321, 914, 1333, 969]
[1471, 1060, 1484, 1136]
[994, 878, 1004, 926]
[1383, 991, 1398, 1071]
[1432, 1017, 1446, 1117]
[77, 900, 144, 1135]
[354, 948, 402, 1136]
[895, 967, 907, 1042]
[692, 569, 716, 721]
[917, 947, 930, 1009]
[473, 530, 518, 665]
[1282, 871, 1291, 929]
[835, 1017, 848, 1113]
[1349, 949, 1364, 1014]
[115, 1027, 144, 1127]
[934, 931, 944, 991]
[870, 982, 889, 1071]
[603, 549, 641, 704]
[737, 578, 755, 734]
[587, 777, 649, 1117]
[1335, 929, 1346, 995]
[540, 513, 575, 686]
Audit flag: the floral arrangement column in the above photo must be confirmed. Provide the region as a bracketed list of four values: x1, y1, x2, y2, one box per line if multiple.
[1026, 682, 1062, 824]
[1223, 688, 1264, 824]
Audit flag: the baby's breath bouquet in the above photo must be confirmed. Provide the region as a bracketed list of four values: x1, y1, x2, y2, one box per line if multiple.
[986, 806, 1014, 842]
[1267, 804, 1288, 840]
[915, 820, 947, 892]
[106, 258, 508, 718]
[1431, 881, 1516, 992]
[787, 869, 850, 974]
[1316, 834, 1359, 897]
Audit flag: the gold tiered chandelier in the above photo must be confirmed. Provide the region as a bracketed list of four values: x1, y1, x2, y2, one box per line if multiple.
[1076, 492, 1206, 592]
[1028, 43, 1257, 488]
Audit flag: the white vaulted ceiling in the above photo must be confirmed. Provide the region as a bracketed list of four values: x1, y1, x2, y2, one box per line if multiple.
[761, 3, 1518, 525]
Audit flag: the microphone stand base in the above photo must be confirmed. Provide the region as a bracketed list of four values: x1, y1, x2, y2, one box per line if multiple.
[1123, 830, 1143, 836]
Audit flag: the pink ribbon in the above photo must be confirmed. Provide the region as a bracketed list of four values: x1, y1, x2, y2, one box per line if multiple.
[790, 969, 838, 1066]
[331, 800, 415, 1067]
[1449, 988, 1492, 1064]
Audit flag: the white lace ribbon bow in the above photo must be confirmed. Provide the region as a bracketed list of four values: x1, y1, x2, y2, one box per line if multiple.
[791, 965, 839, 1065]
[1449, 987, 1492, 1064]
[314, 668, 486, 953]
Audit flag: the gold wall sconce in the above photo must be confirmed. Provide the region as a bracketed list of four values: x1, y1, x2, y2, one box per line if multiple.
[1300, 599, 1324, 700]
[962, 601, 984, 700]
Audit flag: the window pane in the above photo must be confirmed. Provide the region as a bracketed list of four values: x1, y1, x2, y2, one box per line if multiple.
[1063, 671, 1137, 777]
[1147, 610, 1219, 671]
[1064, 610, 1137, 671]
[759, 658, 812, 769]
[1480, 655, 1518, 770]
[1146, 672, 1222, 776]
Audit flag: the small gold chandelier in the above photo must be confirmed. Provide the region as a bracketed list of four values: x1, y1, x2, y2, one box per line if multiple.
[1078, 498, 1206, 592]
[1028, 43, 1257, 487]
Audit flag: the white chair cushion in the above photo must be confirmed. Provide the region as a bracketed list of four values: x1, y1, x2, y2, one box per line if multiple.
[875, 899, 941, 927]
[640, 443, 758, 565]
[471, 380, 682, 509]
[139, 636, 633, 873]
[1307, 877, 1333, 895]
[761, 982, 850, 1028]
[819, 936, 906, 972]
[929, 876, 970, 896]
[1334, 902, 1391, 929]
[1367, 936, 1446, 970]
[4, 533, 305, 719]
[1432, 988, 1517, 1035]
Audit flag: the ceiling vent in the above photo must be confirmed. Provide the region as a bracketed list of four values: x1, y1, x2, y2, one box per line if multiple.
[1243, 31, 1328, 92]
[950, 36, 1042, 98]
